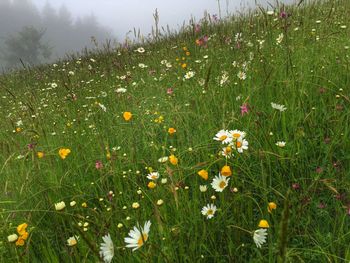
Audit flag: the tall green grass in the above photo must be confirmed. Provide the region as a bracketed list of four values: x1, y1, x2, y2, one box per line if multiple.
[0, 0, 350, 262]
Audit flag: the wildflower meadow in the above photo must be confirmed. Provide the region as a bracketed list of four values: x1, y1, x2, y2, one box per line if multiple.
[0, 0, 350, 262]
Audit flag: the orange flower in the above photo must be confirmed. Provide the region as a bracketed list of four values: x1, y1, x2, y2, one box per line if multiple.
[268, 202, 277, 213]
[123, 111, 132, 121]
[169, 155, 178, 165]
[17, 223, 28, 236]
[15, 237, 25, 246]
[221, 165, 232, 177]
[21, 232, 29, 241]
[59, 148, 71, 159]
[197, 170, 208, 180]
[168, 127, 176, 135]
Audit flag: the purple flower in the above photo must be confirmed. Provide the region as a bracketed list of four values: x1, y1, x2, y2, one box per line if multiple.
[280, 11, 287, 19]
[27, 143, 36, 150]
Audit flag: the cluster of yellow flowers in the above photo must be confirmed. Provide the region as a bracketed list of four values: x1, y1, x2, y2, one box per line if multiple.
[7, 223, 29, 246]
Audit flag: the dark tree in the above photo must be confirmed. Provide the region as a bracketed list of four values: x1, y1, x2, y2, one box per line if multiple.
[1, 26, 52, 67]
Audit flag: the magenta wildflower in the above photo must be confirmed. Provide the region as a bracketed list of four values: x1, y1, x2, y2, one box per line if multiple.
[167, 88, 174, 95]
[240, 103, 249, 116]
[95, 160, 103, 170]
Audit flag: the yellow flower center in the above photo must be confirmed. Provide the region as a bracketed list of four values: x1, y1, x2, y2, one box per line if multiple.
[233, 133, 241, 138]
[219, 181, 226, 189]
[236, 141, 242, 148]
[219, 135, 227, 141]
[137, 233, 148, 247]
[225, 146, 232, 154]
[207, 209, 213, 215]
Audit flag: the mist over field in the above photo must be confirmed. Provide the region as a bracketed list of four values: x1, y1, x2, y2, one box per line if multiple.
[0, 0, 295, 70]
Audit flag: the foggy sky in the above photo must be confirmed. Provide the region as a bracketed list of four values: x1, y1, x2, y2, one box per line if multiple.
[0, 0, 296, 70]
[33, 0, 296, 39]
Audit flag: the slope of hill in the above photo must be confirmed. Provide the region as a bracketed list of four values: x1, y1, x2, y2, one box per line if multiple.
[0, 0, 349, 262]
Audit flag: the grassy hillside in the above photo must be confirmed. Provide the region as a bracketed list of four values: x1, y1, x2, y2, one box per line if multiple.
[1, 0, 350, 262]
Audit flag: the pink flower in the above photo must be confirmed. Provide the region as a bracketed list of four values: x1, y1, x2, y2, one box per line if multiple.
[195, 24, 201, 33]
[280, 11, 287, 18]
[240, 103, 249, 116]
[292, 183, 300, 190]
[167, 88, 174, 95]
[95, 160, 103, 170]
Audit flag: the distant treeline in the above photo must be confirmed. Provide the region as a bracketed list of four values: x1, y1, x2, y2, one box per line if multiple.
[0, 0, 111, 70]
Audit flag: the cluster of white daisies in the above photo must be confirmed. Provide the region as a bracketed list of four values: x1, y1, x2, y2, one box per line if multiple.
[201, 129, 267, 248]
[213, 129, 249, 158]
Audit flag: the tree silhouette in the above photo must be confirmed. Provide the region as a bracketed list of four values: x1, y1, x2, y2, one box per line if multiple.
[1, 26, 52, 67]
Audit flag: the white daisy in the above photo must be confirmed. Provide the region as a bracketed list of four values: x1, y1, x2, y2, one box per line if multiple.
[99, 233, 114, 263]
[201, 204, 217, 219]
[237, 71, 246, 80]
[116, 88, 127, 93]
[233, 138, 249, 153]
[271, 102, 287, 112]
[184, 71, 195, 80]
[253, 228, 267, 248]
[211, 174, 230, 192]
[221, 146, 234, 158]
[213, 129, 232, 144]
[147, 172, 160, 181]
[229, 129, 246, 140]
[124, 220, 151, 251]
